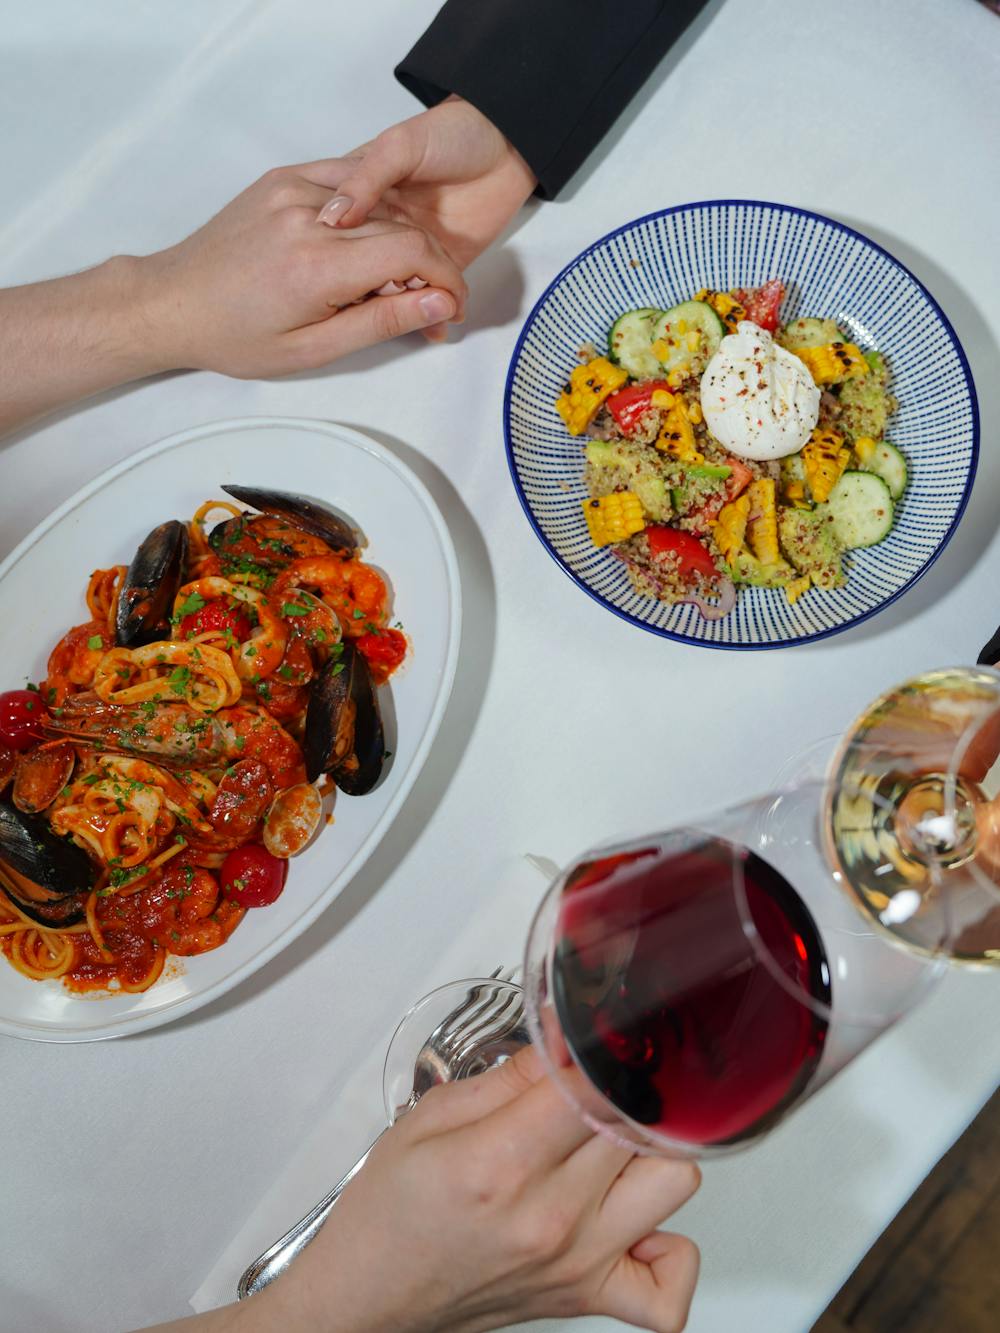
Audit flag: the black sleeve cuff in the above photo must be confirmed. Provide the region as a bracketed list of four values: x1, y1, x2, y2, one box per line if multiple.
[395, 1, 709, 199]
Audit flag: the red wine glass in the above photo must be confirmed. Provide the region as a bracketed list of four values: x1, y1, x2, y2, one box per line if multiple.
[523, 774, 944, 1159]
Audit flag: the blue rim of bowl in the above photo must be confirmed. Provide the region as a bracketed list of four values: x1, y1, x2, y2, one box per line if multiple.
[503, 198, 980, 651]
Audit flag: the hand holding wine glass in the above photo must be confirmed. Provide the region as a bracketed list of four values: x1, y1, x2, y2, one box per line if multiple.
[227, 1045, 701, 1333]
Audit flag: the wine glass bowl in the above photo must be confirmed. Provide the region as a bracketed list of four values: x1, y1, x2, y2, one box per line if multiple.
[523, 778, 943, 1160]
[826, 666, 1000, 964]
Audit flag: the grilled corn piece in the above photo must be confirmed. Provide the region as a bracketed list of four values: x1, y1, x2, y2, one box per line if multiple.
[582, 491, 646, 547]
[746, 478, 779, 565]
[655, 397, 703, 463]
[802, 429, 851, 503]
[712, 493, 751, 563]
[785, 574, 812, 605]
[695, 288, 746, 332]
[793, 341, 868, 385]
[555, 357, 628, 436]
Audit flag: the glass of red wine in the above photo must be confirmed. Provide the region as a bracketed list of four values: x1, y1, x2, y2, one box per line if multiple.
[523, 773, 945, 1158]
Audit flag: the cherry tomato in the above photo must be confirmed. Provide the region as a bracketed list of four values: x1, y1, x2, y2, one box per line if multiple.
[356, 628, 407, 674]
[178, 599, 252, 642]
[689, 458, 754, 532]
[0, 689, 49, 751]
[605, 381, 673, 436]
[219, 844, 287, 908]
[645, 527, 719, 582]
[733, 279, 785, 333]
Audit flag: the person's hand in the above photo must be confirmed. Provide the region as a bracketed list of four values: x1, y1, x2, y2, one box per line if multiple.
[262, 1047, 700, 1333]
[316, 97, 537, 272]
[137, 160, 469, 377]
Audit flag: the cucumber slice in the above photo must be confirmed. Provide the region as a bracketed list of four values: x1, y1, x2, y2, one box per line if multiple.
[607, 308, 663, 379]
[828, 471, 894, 549]
[855, 438, 907, 500]
[650, 301, 724, 375]
[777, 317, 843, 351]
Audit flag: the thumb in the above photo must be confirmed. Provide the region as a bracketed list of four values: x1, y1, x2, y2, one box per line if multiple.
[292, 287, 457, 366]
[317, 123, 424, 228]
[596, 1234, 701, 1333]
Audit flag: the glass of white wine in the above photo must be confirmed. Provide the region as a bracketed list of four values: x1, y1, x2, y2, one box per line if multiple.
[825, 665, 1000, 965]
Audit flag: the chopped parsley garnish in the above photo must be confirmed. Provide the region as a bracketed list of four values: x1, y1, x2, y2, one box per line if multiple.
[277, 665, 294, 680]
[234, 735, 246, 751]
[167, 666, 191, 696]
[352, 608, 364, 620]
[87, 635, 104, 651]
[176, 590, 206, 619]
[281, 602, 310, 617]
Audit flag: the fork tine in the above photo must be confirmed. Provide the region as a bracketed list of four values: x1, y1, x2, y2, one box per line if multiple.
[421, 967, 505, 1054]
[438, 981, 509, 1058]
[442, 985, 522, 1061]
[453, 997, 525, 1068]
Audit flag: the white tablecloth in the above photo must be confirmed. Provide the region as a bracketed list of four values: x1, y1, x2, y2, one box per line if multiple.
[2, 2, 1000, 1330]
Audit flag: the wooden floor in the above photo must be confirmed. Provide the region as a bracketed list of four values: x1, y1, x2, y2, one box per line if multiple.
[812, 1089, 1000, 1332]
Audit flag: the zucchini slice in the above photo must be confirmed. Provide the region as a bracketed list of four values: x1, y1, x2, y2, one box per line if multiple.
[607, 307, 663, 379]
[650, 301, 724, 374]
[855, 438, 907, 500]
[828, 471, 894, 549]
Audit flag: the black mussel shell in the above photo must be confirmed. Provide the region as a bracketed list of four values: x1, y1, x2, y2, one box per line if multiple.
[303, 642, 385, 794]
[221, 485, 357, 554]
[0, 800, 94, 927]
[978, 626, 1000, 667]
[116, 520, 189, 647]
[332, 645, 385, 796]
[208, 515, 243, 554]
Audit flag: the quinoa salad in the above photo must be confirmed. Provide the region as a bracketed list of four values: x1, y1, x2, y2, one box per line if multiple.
[555, 281, 903, 619]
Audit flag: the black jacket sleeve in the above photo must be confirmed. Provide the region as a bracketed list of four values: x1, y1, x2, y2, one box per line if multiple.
[395, 1, 710, 199]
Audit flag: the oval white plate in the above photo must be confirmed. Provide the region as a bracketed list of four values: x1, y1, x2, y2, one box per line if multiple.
[0, 418, 461, 1042]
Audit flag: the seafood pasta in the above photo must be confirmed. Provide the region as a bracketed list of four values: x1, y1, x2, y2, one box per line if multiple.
[0, 486, 407, 994]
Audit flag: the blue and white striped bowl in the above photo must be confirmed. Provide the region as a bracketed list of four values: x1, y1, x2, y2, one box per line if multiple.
[504, 201, 979, 649]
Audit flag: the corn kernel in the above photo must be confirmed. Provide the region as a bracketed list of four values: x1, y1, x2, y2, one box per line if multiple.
[582, 491, 646, 547]
[650, 389, 675, 409]
[655, 398, 702, 462]
[554, 356, 629, 435]
[677, 319, 688, 335]
[685, 331, 701, 351]
[652, 339, 671, 363]
[713, 493, 751, 563]
[802, 428, 851, 502]
[746, 478, 779, 566]
[785, 574, 811, 606]
[687, 400, 703, 424]
[793, 342, 868, 386]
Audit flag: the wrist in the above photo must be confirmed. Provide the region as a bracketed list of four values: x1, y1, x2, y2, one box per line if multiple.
[118, 250, 194, 374]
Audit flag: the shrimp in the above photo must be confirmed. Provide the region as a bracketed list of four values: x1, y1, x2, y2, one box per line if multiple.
[274, 556, 388, 634]
[45, 621, 111, 704]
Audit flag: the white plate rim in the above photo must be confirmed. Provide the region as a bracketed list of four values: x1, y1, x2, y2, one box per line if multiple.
[0, 416, 462, 1043]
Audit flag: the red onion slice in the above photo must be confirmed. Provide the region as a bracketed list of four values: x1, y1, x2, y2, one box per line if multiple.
[677, 578, 736, 621]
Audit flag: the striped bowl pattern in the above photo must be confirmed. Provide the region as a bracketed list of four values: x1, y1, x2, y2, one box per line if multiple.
[504, 201, 979, 649]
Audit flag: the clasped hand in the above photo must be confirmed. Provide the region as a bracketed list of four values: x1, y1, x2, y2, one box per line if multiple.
[140, 97, 536, 376]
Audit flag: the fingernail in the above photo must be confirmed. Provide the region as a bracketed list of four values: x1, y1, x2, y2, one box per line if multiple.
[405, 276, 428, 290]
[376, 280, 406, 296]
[317, 195, 353, 227]
[419, 291, 454, 323]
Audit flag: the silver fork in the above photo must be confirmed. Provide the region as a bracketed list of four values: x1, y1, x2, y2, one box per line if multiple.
[237, 968, 523, 1300]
